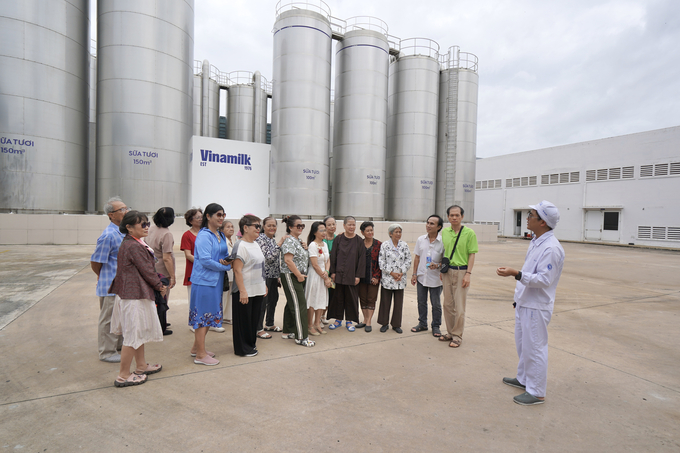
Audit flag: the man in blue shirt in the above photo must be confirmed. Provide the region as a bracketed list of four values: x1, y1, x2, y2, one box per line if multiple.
[497, 200, 565, 406]
[90, 197, 128, 362]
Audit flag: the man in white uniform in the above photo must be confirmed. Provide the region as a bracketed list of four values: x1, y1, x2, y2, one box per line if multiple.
[496, 200, 565, 406]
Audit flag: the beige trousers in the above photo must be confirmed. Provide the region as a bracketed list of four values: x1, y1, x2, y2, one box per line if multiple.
[441, 269, 469, 341]
[99, 295, 123, 359]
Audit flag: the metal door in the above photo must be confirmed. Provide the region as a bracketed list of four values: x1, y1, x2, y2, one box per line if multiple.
[601, 211, 620, 242]
[585, 210, 602, 241]
[514, 211, 522, 236]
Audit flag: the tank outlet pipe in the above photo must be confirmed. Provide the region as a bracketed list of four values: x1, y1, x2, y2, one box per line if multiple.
[201, 59, 210, 137]
[253, 71, 263, 143]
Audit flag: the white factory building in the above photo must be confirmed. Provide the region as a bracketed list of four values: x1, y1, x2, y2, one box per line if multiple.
[474, 126, 680, 249]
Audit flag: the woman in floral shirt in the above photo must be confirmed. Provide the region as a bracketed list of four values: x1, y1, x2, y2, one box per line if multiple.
[280, 215, 314, 347]
[378, 224, 412, 334]
[255, 217, 286, 336]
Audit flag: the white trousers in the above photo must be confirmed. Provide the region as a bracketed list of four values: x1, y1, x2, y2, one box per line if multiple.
[515, 306, 552, 397]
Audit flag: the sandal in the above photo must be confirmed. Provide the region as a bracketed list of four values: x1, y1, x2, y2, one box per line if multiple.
[282, 333, 296, 339]
[432, 328, 442, 337]
[449, 338, 462, 348]
[439, 334, 453, 342]
[328, 320, 342, 330]
[134, 363, 162, 375]
[114, 373, 147, 387]
[346, 322, 355, 332]
[257, 331, 272, 339]
[295, 337, 315, 347]
[411, 325, 428, 333]
[264, 325, 282, 332]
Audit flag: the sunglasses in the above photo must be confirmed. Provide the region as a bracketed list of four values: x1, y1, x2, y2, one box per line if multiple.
[247, 224, 262, 230]
[140, 222, 151, 228]
[295, 224, 305, 230]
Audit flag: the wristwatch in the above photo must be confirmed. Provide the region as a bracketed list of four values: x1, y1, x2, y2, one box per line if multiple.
[515, 271, 522, 281]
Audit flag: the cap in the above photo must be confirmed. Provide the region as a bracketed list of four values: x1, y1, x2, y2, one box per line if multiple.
[528, 200, 560, 229]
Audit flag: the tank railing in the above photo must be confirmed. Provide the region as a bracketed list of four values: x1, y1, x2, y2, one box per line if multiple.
[344, 16, 388, 35]
[386, 33, 401, 53]
[397, 37, 440, 59]
[209, 64, 221, 81]
[227, 71, 270, 91]
[329, 15, 346, 37]
[275, 0, 331, 19]
[193, 60, 202, 75]
[439, 46, 479, 72]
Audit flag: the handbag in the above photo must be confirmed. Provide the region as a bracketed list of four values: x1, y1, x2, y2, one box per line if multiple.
[440, 226, 464, 274]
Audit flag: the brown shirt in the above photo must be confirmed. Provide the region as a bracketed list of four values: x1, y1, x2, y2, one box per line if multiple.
[109, 235, 164, 300]
[146, 225, 175, 277]
[330, 234, 366, 286]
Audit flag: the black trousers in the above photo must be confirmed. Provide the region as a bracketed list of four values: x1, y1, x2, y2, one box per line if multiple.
[232, 292, 263, 356]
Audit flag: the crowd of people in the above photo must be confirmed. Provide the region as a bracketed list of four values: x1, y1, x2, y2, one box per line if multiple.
[91, 197, 565, 406]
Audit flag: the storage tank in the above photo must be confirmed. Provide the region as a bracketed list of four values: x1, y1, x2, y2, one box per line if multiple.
[207, 65, 220, 138]
[96, 0, 194, 213]
[385, 38, 440, 222]
[0, 0, 90, 213]
[436, 46, 479, 220]
[226, 71, 267, 143]
[271, 2, 333, 217]
[193, 72, 202, 136]
[332, 21, 390, 220]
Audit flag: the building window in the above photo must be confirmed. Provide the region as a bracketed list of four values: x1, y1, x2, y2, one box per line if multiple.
[603, 212, 619, 231]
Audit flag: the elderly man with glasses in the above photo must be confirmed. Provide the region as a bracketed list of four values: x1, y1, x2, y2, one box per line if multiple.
[90, 197, 129, 362]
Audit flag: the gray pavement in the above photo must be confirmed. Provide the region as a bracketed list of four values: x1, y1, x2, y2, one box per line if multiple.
[0, 240, 678, 452]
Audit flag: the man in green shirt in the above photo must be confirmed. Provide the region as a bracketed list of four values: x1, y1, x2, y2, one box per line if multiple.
[439, 205, 478, 348]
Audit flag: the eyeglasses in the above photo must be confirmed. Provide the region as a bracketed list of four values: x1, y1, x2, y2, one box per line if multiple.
[295, 224, 305, 230]
[527, 212, 542, 220]
[247, 224, 262, 230]
[111, 206, 130, 213]
[140, 222, 151, 228]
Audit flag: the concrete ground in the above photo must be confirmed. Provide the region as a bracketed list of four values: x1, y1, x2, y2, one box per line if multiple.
[0, 240, 678, 452]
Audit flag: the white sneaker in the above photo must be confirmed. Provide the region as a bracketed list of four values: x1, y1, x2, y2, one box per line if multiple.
[210, 326, 226, 333]
[101, 353, 121, 363]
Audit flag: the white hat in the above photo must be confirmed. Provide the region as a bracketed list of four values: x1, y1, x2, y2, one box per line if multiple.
[529, 200, 560, 229]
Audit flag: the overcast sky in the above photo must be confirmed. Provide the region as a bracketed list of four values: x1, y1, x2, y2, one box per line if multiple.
[93, 0, 680, 158]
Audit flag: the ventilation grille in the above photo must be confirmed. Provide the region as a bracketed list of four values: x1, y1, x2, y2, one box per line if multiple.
[541, 172, 580, 184]
[505, 176, 537, 188]
[638, 226, 680, 241]
[640, 162, 680, 178]
[476, 179, 502, 190]
[586, 166, 635, 181]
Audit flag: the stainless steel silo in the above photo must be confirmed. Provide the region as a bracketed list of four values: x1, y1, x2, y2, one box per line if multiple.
[271, 3, 333, 217]
[193, 72, 202, 136]
[436, 47, 479, 220]
[0, 0, 90, 213]
[385, 39, 440, 222]
[207, 66, 220, 138]
[332, 23, 390, 220]
[96, 0, 194, 213]
[227, 71, 268, 143]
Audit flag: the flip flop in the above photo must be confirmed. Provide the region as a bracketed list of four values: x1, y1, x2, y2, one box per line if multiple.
[257, 331, 273, 339]
[114, 373, 147, 387]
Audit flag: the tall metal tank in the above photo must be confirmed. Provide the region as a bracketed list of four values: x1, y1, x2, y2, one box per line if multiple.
[332, 20, 390, 220]
[271, 2, 333, 217]
[436, 47, 479, 220]
[96, 0, 194, 213]
[0, 0, 90, 213]
[385, 38, 440, 222]
[207, 65, 220, 138]
[226, 71, 268, 142]
[193, 73, 202, 136]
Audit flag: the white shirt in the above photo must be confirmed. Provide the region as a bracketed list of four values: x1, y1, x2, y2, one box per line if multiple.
[515, 230, 565, 312]
[413, 233, 444, 288]
[232, 240, 267, 297]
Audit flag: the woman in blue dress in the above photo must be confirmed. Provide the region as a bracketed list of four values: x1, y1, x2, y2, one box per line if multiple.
[189, 203, 231, 366]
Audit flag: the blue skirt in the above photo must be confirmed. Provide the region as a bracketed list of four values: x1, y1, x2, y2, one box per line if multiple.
[189, 273, 224, 329]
